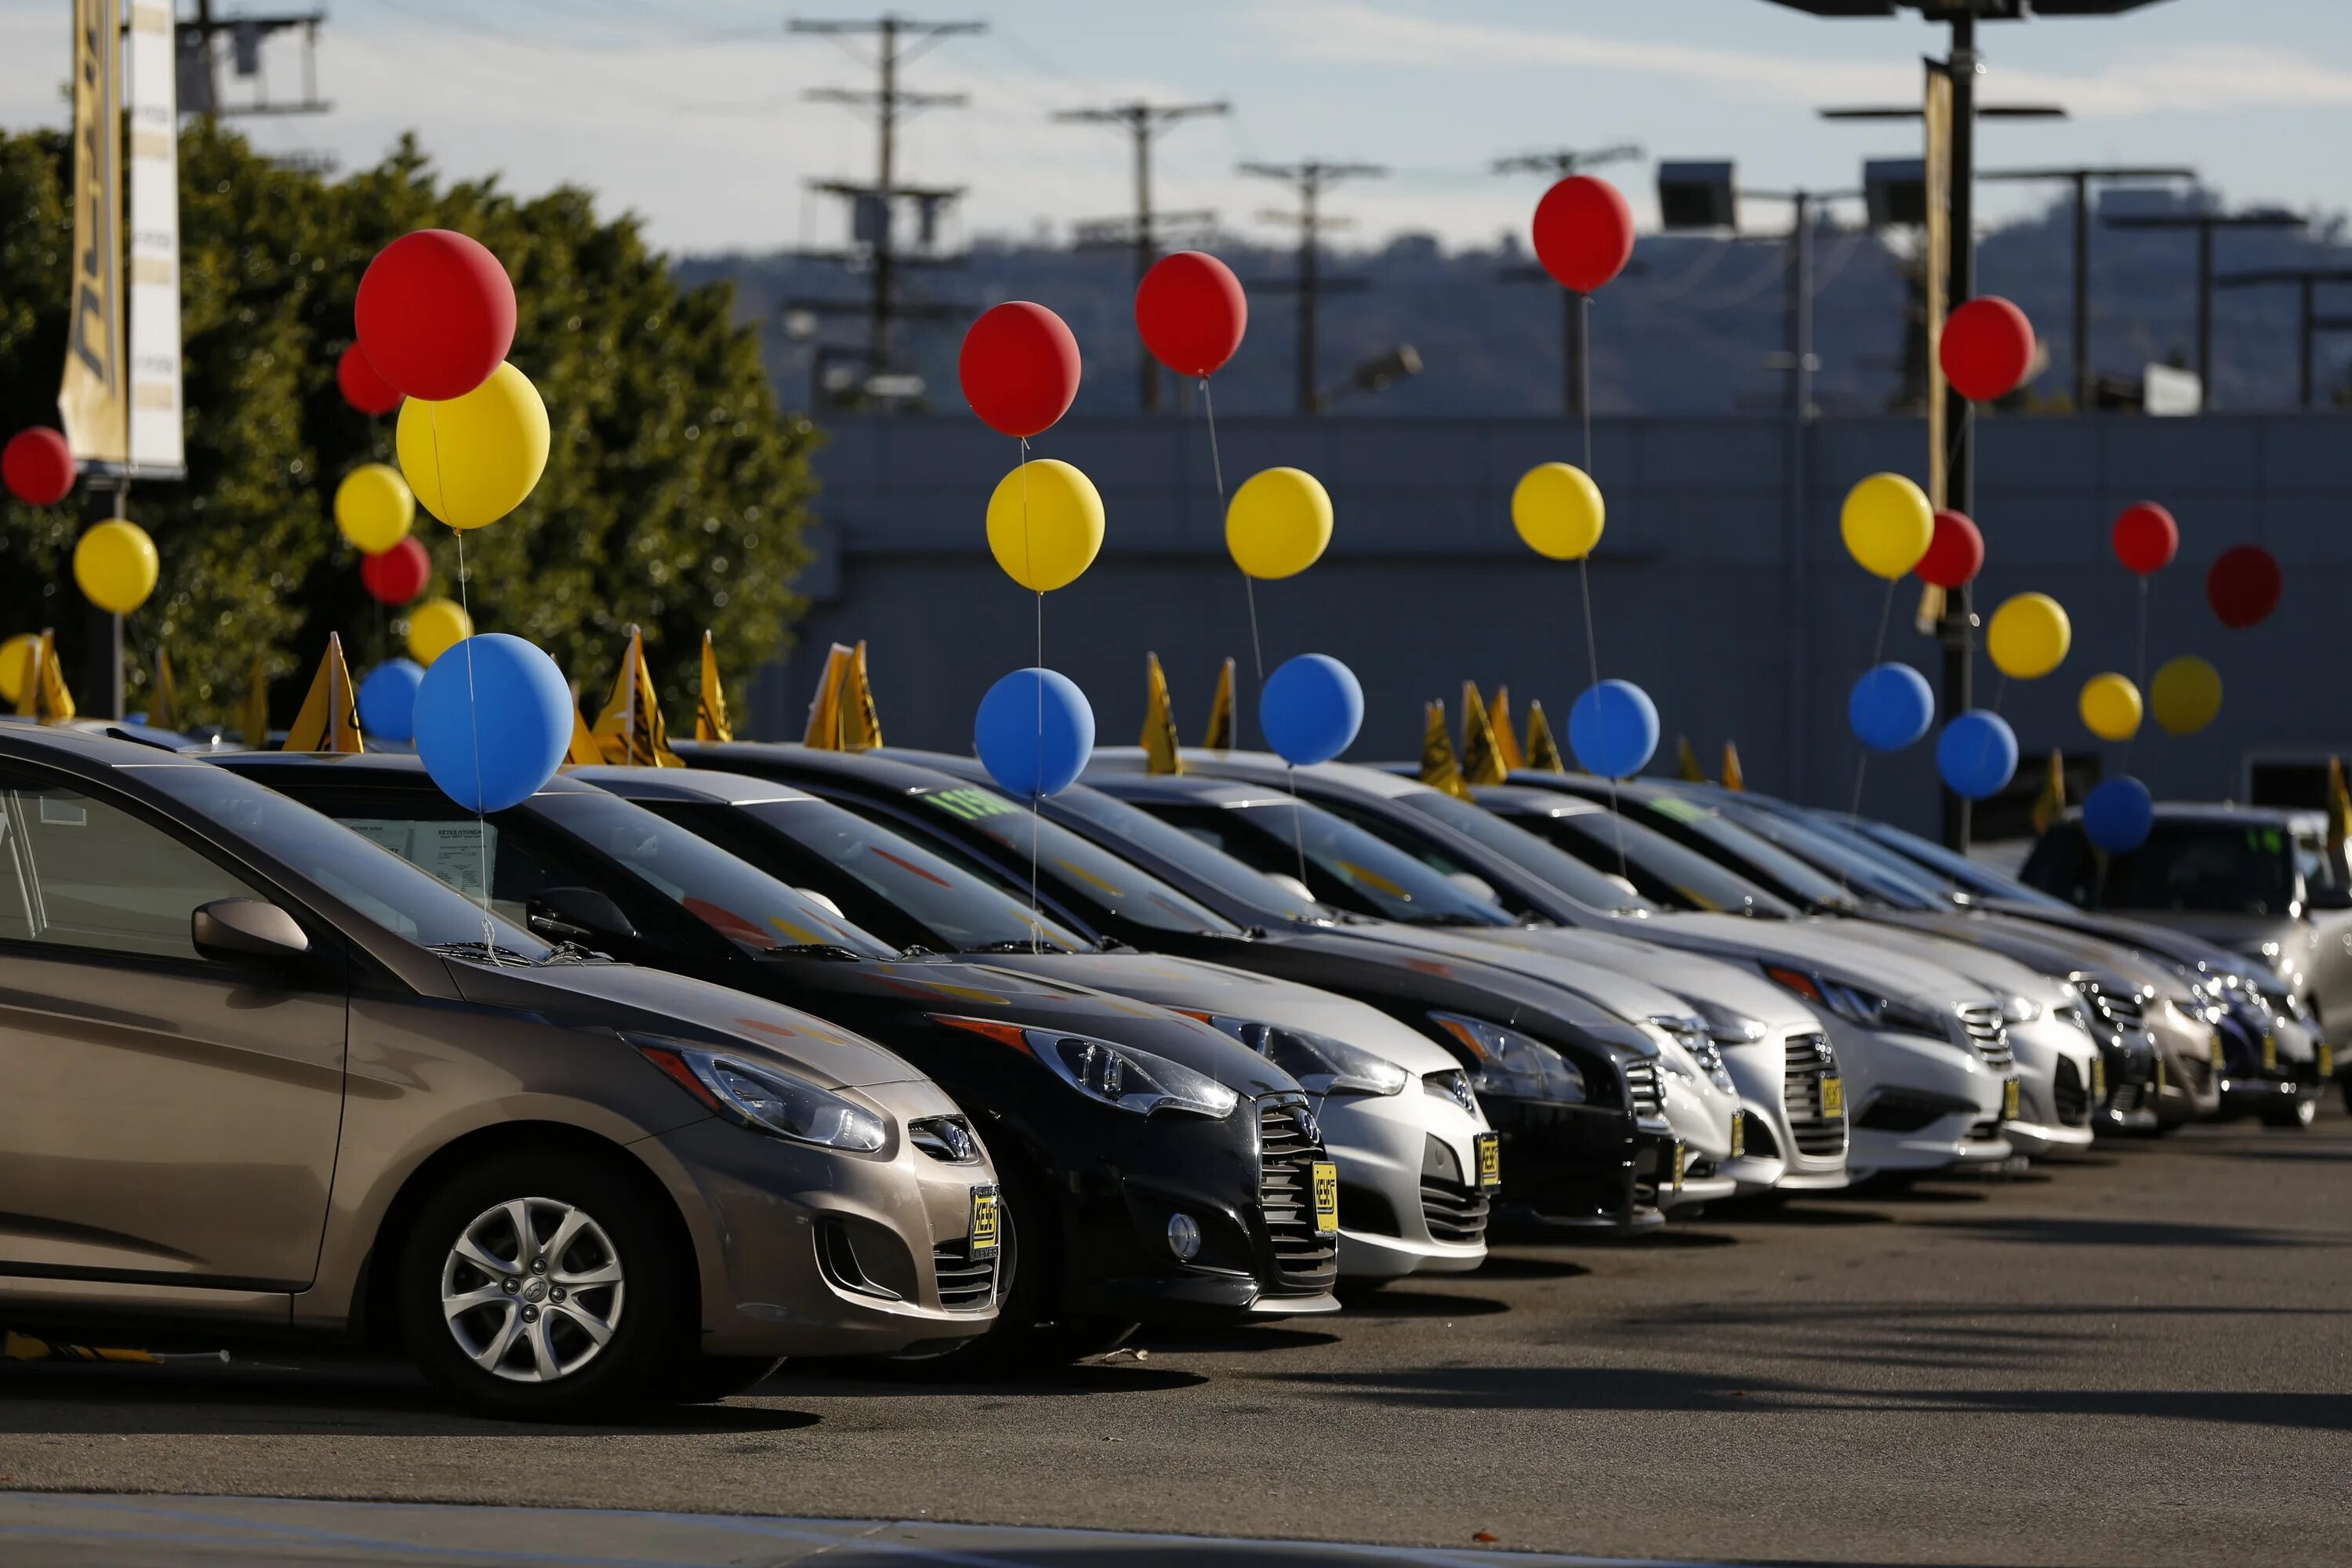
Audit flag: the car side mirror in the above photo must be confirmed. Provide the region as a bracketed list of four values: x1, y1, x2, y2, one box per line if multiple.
[527, 886, 637, 943]
[2307, 884, 2352, 913]
[192, 898, 311, 963]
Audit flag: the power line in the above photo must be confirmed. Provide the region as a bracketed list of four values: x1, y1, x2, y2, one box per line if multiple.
[177, 0, 331, 120]
[1240, 160, 1385, 416]
[1054, 99, 1229, 412]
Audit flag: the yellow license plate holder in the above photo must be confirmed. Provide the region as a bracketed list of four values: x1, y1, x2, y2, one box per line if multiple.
[2002, 1077, 2022, 1120]
[1473, 1132, 1501, 1189]
[1311, 1161, 1339, 1235]
[967, 1185, 1000, 1260]
[1820, 1074, 1845, 1119]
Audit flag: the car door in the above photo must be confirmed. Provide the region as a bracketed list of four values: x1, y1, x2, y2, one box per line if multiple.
[0, 768, 347, 1296]
[2292, 829, 2352, 1022]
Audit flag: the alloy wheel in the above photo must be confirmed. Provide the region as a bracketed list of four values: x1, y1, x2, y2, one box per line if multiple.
[439, 1196, 626, 1383]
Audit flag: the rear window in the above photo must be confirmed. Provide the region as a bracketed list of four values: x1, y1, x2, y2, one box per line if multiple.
[2022, 821, 2299, 916]
[1497, 801, 1795, 917]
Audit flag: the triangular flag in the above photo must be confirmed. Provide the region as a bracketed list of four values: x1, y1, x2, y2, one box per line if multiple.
[1525, 701, 1566, 773]
[281, 633, 365, 753]
[149, 647, 180, 731]
[1421, 699, 1472, 800]
[2330, 758, 2352, 864]
[1676, 735, 1707, 783]
[241, 652, 269, 748]
[695, 630, 733, 743]
[23, 630, 74, 721]
[802, 643, 852, 750]
[1488, 686, 1526, 772]
[1203, 657, 1235, 750]
[1720, 740, 1745, 792]
[2031, 748, 2067, 835]
[1142, 652, 1185, 776]
[592, 626, 683, 767]
[13, 632, 45, 719]
[566, 704, 602, 766]
[1460, 681, 1507, 786]
[841, 640, 884, 751]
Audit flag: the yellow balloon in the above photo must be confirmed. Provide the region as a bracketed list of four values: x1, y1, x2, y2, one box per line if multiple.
[2078, 673, 2143, 742]
[0, 633, 38, 704]
[1987, 592, 2071, 680]
[985, 458, 1104, 593]
[1226, 466, 1333, 580]
[2151, 655, 2223, 735]
[405, 597, 474, 666]
[335, 463, 416, 554]
[1512, 463, 1605, 561]
[1840, 473, 1933, 579]
[397, 361, 550, 530]
[74, 519, 159, 615]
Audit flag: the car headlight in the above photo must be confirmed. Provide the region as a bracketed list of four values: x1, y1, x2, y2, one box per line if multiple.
[932, 1016, 1238, 1120]
[1429, 1011, 1588, 1105]
[2000, 994, 2042, 1025]
[1649, 1014, 1737, 1095]
[1691, 1000, 1769, 1047]
[1187, 1014, 1410, 1098]
[631, 1037, 887, 1152]
[1762, 967, 1948, 1040]
[1423, 1068, 1479, 1114]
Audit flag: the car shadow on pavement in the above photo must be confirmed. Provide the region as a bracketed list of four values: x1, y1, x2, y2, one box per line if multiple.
[1128, 1325, 1341, 1355]
[783, 1360, 1208, 1396]
[1464, 1253, 1591, 1280]
[1916, 1214, 2346, 1247]
[1333, 1290, 1510, 1319]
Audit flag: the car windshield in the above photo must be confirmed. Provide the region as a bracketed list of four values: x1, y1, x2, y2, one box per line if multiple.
[1493, 799, 1795, 917]
[1134, 796, 1514, 927]
[2022, 820, 2303, 917]
[720, 797, 1088, 953]
[143, 764, 555, 960]
[1392, 789, 1655, 916]
[909, 783, 1243, 936]
[1047, 785, 1325, 925]
[1621, 792, 1860, 912]
[1846, 816, 2073, 909]
[1710, 800, 1948, 910]
[529, 792, 899, 958]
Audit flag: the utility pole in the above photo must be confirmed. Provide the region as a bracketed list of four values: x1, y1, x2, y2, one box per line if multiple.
[176, 0, 330, 120]
[1494, 143, 1643, 417]
[1055, 100, 1229, 412]
[1979, 166, 2194, 411]
[2105, 208, 2307, 412]
[2216, 268, 2352, 410]
[791, 14, 985, 395]
[1240, 162, 1385, 416]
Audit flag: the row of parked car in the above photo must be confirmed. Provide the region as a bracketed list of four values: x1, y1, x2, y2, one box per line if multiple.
[0, 718, 2335, 1420]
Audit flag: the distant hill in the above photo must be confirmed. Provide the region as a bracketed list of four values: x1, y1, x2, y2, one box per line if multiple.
[678, 184, 2352, 422]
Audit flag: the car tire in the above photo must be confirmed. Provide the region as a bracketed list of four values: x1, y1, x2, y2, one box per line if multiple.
[670, 1356, 782, 1403]
[397, 1147, 688, 1421]
[2259, 1093, 2318, 1130]
[956, 1156, 1134, 1371]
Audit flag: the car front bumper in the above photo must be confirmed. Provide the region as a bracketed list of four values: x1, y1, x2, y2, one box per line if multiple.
[1316, 1085, 1493, 1280]
[2003, 1014, 2099, 1158]
[1720, 1030, 1849, 1197]
[1833, 1023, 2012, 1177]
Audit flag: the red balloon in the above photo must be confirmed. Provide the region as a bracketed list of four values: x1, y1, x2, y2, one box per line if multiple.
[2, 426, 75, 506]
[1530, 175, 1635, 295]
[959, 301, 1081, 439]
[1940, 296, 2036, 402]
[336, 343, 403, 416]
[2111, 502, 2179, 576]
[1135, 252, 1247, 380]
[2207, 545, 2281, 630]
[354, 229, 517, 402]
[361, 536, 431, 605]
[1916, 509, 1985, 589]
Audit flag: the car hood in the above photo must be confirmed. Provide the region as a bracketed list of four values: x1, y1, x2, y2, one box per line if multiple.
[1316, 920, 1689, 1025]
[1802, 916, 2058, 1007]
[2107, 909, 2299, 957]
[1639, 910, 1992, 1014]
[1463, 924, 1820, 1036]
[978, 949, 1464, 1077]
[447, 959, 930, 1091]
[1874, 910, 2185, 997]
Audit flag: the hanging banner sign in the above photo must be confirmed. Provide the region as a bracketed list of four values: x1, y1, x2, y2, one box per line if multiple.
[60, 0, 128, 469]
[1915, 58, 1955, 636]
[125, 0, 185, 477]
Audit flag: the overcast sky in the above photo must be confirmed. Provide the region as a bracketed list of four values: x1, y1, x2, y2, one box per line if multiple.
[3, 0, 2349, 256]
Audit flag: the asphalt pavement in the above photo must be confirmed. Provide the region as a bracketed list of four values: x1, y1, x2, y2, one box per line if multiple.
[3, 1108, 2348, 1567]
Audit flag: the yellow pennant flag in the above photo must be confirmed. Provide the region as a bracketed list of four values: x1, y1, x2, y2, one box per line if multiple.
[281, 633, 365, 753]
[1421, 700, 1471, 800]
[241, 652, 269, 748]
[1460, 681, 1507, 786]
[17, 630, 75, 720]
[802, 643, 853, 750]
[592, 626, 683, 767]
[148, 647, 180, 731]
[1720, 741, 1745, 793]
[1524, 700, 1566, 774]
[1142, 652, 1185, 775]
[1676, 735, 1707, 783]
[695, 631, 733, 743]
[566, 703, 602, 766]
[2329, 757, 2352, 864]
[1488, 686, 1526, 773]
[841, 641, 884, 751]
[2031, 749, 2067, 835]
[1203, 657, 1236, 751]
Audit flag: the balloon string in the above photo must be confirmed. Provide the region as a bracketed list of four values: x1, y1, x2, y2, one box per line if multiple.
[1018, 434, 1042, 949]
[435, 399, 495, 953]
[2123, 575, 2149, 771]
[1575, 291, 1624, 880]
[1204, 377, 1266, 730]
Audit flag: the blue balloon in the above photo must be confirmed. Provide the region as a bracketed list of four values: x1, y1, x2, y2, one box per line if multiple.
[1936, 710, 2019, 800]
[1568, 679, 1660, 780]
[1848, 662, 1934, 752]
[358, 659, 426, 742]
[1258, 653, 1364, 766]
[412, 634, 573, 813]
[2082, 775, 2154, 854]
[975, 667, 1094, 797]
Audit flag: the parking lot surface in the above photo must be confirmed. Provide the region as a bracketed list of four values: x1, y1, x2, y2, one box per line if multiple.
[3, 1110, 2347, 1567]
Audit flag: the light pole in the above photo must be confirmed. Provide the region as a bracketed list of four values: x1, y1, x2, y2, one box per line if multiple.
[2216, 268, 2352, 410]
[2104, 209, 2307, 411]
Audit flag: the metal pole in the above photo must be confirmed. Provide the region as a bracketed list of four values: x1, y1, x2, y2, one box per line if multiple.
[1940, 16, 1977, 851]
[1134, 111, 1160, 412]
[2195, 218, 2214, 412]
[869, 16, 897, 376]
[1786, 192, 1815, 803]
[2299, 275, 2316, 411]
[1564, 289, 1585, 419]
[2071, 172, 2092, 411]
[1298, 174, 1319, 416]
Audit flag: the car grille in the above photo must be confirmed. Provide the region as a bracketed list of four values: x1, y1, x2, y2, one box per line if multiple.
[931, 1237, 998, 1311]
[1965, 1116, 2005, 1143]
[2053, 1058, 2089, 1126]
[2083, 982, 2145, 1033]
[1780, 1033, 1847, 1157]
[1958, 1004, 2013, 1071]
[1623, 1060, 1665, 1123]
[1419, 1174, 1490, 1245]
[1258, 1095, 1338, 1290]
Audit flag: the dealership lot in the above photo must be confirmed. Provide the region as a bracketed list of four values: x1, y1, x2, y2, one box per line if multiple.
[4, 1109, 2344, 1568]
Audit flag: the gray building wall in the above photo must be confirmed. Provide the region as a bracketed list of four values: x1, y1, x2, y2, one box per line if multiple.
[753, 412, 2341, 840]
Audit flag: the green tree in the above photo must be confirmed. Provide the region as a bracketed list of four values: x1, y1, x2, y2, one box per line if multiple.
[0, 124, 813, 728]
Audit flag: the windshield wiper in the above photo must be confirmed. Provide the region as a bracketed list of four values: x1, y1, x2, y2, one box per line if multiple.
[898, 942, 940, 958]
[958, 938, 1061, 954]
[765, 942, 869, 961]
[539, 940, 612, 965]
[427, 940, 540, 966]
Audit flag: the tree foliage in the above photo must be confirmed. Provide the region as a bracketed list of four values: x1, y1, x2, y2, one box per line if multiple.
[0, 124, 813, 728]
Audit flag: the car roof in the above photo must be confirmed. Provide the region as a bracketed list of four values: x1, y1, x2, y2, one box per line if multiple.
[1091, 745, 1435, 800]
[1082, 771, 1288, 808]
[0, 718, 223, 770]
[672, 739, 971, 797]
[567, 765, 811, 807]
[2146, 802, 2326, 831]
[1473, 783, 1610, 815]
[210, 750, 606, 796]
